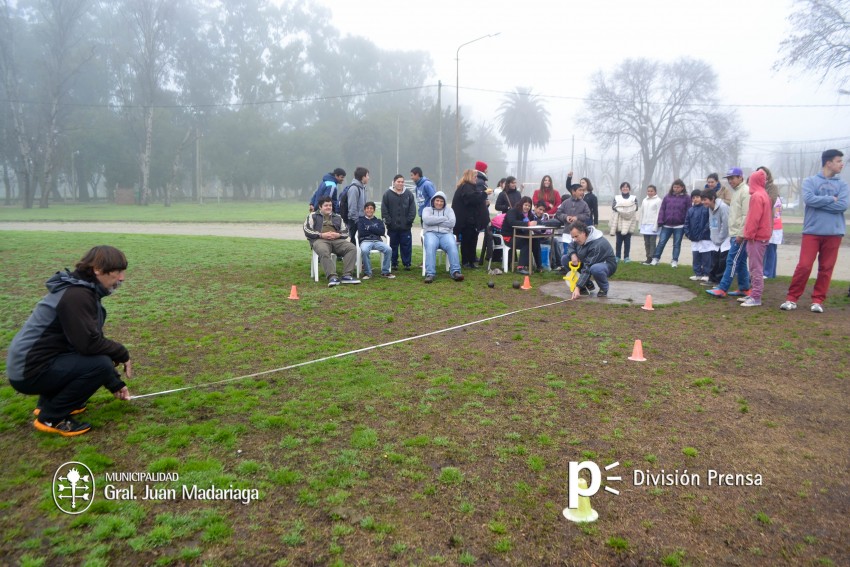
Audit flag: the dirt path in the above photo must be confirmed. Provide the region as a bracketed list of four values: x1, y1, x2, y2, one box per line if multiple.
[2, 221, 849, 280]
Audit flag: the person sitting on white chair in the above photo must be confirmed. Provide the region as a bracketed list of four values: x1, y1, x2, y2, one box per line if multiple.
[357, 202, 395, 279]
[422, 192, 463, 283]
[304, 196, 360, 287]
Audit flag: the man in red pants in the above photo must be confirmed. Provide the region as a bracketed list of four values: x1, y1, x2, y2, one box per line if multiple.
[780, 149, 849, 313]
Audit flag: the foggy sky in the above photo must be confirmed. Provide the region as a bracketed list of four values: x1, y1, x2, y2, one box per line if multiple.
[315, 0, 850, 178]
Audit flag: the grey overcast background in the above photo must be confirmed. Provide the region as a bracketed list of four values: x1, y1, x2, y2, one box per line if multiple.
[312, 0, 849, 176]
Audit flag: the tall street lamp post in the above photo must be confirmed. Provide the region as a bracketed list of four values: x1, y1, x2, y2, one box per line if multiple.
[455, 32, 500, 182]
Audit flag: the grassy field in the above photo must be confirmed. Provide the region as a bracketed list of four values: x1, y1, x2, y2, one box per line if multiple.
[0, 202, 807, 234]
[1, 231, 848, 566]
[0, 202, 308, 223]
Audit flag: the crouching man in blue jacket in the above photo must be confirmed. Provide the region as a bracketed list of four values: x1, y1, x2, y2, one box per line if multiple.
[562, 221, 617, 299]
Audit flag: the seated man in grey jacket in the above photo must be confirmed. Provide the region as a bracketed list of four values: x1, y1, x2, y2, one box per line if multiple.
[562, 221, 617, 299]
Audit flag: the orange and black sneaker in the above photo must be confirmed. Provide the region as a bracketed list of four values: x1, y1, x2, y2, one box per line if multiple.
[33, 407, 86, 417]
[33, 417, 92, 437]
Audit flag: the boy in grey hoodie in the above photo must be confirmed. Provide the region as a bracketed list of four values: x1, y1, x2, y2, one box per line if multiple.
[701, 190, 730, 286]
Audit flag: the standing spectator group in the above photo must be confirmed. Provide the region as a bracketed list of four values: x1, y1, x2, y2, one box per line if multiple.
[306, 153, 848, 309]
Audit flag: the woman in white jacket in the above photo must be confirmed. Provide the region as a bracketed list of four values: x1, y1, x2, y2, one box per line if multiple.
[638, 185, 662, 265]
[610, 182, 639, 262]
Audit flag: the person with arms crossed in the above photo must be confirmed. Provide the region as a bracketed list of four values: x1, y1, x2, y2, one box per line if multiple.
[780, 149, 849, 313]
[381, 174, 416, 271]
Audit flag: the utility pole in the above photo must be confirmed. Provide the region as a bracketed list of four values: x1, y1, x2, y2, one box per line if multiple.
[437, 81, 442, 190]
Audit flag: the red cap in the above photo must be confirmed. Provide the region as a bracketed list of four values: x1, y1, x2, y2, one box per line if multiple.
[475, 161, 488, 172]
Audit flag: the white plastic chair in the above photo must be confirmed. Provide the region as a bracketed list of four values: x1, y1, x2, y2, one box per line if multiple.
[419, 230, 454, 276]
[488, 232, 511, 273]
[355, 232, 387, 279]
[310, 248, 337, 282]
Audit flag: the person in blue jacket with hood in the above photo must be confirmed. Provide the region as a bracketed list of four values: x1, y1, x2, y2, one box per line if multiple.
[309, 168, 346, 212]
[684, 189, 712, 281]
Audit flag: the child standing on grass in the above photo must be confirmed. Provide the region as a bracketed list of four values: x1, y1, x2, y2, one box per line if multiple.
[740, 169, 773, 307]
[684, 189, 712, 282]
[639, 185, 661, 264]
[650, 179, 691, 267]
[702, 190, 730, 286]
[610, 181, 638, 263]
[760, 166, 783, 278]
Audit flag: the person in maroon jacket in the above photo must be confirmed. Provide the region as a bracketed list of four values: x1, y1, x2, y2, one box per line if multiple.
[6, 246, 132, 436]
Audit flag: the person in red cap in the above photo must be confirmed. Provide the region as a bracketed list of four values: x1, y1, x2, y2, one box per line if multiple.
[472, 162, 493, 266]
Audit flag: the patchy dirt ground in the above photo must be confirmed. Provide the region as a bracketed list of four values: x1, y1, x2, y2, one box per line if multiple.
[1, 234, 848, 566]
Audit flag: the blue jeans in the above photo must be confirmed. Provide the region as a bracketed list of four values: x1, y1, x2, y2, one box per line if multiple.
[387, 229, 413, 268]
[359, 240, 392, 275]
[424, 231, 461, 276]
[718, 238, 750, 292]
[589, 262, 613, 293]
[692, 250, 713, 277]
[653, 226, 684, 262]
[763, 243, 777, 278]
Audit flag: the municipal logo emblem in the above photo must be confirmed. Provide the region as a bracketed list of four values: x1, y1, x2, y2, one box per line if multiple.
[53, 461, 95, 514]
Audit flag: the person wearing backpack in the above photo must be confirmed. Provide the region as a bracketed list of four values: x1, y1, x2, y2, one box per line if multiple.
[343, 166, 369, 244]
[309, 168, 346, 213]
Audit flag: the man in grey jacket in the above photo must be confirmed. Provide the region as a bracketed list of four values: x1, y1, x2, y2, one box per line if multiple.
[563, 221, 617, 299]
[346, 166, 370, 243]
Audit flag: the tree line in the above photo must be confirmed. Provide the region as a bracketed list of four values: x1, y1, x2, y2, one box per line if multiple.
[2, 0, 842, 209]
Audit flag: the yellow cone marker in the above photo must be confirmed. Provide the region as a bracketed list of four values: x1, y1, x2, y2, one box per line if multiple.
[562, 478, 599, 523]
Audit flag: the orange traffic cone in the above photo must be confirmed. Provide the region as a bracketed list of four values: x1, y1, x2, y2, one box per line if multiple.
[641, 294, 654, 311]
[520, 275, 532, 290]
[628, 339, 646, 361]
[288, 285, 299, 300]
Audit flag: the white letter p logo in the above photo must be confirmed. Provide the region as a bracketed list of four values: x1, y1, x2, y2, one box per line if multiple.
[568, 461, 601, 509]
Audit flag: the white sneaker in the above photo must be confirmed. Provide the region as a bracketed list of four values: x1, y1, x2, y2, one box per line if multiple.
[671, 261, 678, 268]
[740, 297, 761, 307]
[811, 303, 824, 313]
[700, 276, 710, 282]
[689, 275, 700, 281]
[650, 258, 659, 266]
[779, 301, 797, 311]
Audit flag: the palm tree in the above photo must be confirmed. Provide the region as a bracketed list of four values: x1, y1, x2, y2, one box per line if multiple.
[497, 88, 550, 182]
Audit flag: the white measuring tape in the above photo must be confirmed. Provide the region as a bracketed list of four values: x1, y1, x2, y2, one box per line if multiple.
[130, 298, 570, 400]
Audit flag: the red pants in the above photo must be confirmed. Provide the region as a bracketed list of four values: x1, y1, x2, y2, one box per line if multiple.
[785, 234, 842, 304]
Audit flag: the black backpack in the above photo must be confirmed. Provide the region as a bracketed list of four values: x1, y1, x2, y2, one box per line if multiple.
[337, 183, 353, 220]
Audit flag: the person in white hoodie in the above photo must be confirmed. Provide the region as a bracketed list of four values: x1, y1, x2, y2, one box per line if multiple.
[638, 185, 661, 265]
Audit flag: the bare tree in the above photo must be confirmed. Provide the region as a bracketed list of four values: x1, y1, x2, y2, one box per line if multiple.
[578, 58, 745, 193]
[0, 1, 36, 207]
[35, 0, 94, 208]
[776, 0, 850, 89]
[109, 0, 178, 205]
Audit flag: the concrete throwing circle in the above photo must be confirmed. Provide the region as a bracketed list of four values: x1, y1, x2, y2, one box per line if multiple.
[539, 280, 696, 306]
